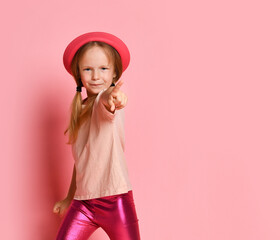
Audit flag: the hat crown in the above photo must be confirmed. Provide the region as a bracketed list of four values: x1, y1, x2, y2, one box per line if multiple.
[63, 32, 130, 75]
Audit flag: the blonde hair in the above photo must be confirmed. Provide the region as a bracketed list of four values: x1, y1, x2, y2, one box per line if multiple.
[64, 41, 123, 144]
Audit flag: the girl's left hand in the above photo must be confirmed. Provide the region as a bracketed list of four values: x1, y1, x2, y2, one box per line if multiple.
[102, 79, 128, 112]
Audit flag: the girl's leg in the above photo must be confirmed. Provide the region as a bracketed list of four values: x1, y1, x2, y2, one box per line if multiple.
[94, 190, 141, 240]
[55, 200, 100, 240]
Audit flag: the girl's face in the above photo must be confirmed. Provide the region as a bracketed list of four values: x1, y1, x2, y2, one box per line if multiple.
[78, 45, 116, 98]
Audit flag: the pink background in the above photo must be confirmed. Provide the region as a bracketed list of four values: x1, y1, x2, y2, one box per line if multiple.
[1, 0, 280, 239]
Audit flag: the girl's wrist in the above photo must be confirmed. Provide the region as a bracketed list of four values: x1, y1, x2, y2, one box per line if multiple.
[65, 195, 73, 201]
[66, 190, 76, 200]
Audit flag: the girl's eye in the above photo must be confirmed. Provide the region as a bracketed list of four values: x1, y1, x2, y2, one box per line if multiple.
[83, 68, 91, 71]
[101, 67, 108, 70]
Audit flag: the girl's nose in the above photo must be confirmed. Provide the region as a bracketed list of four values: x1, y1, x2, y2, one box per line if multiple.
[92, 70, 100, 79]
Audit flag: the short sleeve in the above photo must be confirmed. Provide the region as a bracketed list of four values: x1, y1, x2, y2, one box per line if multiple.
[95, 88, 116, 121]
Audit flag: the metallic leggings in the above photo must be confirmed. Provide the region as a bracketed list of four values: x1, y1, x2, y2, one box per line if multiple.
[55, 190, 141, 240]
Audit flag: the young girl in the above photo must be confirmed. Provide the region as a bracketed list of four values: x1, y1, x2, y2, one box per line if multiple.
[52, 32, 141, 240]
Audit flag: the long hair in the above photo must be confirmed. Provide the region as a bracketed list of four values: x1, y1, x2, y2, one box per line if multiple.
[64, 41, 123, 145]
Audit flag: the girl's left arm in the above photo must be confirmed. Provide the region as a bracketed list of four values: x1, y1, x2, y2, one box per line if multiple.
[100, 79, 128, 114]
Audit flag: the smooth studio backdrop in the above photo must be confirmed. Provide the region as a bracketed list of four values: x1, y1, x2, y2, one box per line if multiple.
[1, 0, 280, 239]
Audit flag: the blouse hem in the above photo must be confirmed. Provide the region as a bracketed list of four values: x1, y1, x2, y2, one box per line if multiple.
[73, 185, 133, 200]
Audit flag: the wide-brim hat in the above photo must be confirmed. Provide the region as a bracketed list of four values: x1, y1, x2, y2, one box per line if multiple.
[63, 32, 130, 75]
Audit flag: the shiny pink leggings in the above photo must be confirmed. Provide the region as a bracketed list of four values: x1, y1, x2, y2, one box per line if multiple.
[55, 190, 141, 240]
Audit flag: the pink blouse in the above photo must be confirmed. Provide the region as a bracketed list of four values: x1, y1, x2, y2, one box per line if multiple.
[71, 88, 132, 200]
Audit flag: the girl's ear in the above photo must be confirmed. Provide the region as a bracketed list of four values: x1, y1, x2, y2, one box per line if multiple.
[113, 71, 117, 78]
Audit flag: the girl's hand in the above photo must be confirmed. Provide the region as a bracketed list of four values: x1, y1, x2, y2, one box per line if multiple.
[53, 197, 72, 218]
[102, 79, 128, 113]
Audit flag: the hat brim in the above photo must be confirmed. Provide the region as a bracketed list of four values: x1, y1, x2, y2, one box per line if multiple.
[63, 32, 130, 75]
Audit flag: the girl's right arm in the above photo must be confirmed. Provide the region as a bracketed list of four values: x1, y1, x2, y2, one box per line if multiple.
[53, 164, 76, 217]
[66, 164, 77, 200]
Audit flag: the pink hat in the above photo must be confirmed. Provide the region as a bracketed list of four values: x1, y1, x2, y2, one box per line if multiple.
[63, 32, 130, 75]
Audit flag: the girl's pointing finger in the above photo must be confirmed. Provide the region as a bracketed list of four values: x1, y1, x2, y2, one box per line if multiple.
[112, 79, 124, 92]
